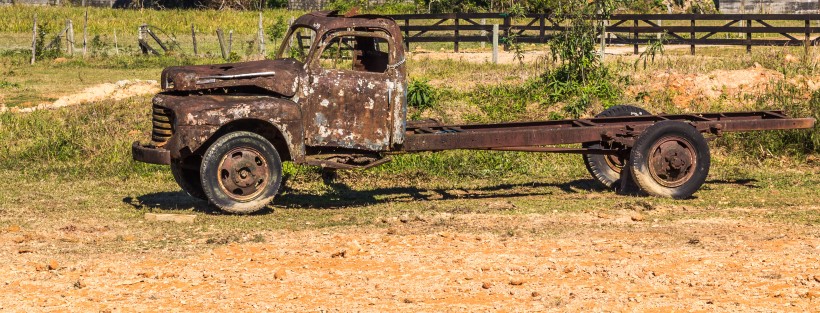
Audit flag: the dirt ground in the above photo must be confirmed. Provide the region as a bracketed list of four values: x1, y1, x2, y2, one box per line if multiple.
[0, 80, 159, 113]
[2, 207, 819, 312]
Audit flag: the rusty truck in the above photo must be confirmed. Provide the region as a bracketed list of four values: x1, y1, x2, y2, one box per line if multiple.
[132, 11, 816, 214]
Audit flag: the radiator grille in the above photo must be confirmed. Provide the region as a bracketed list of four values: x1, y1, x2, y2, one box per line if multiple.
[151, 106, 173, 144]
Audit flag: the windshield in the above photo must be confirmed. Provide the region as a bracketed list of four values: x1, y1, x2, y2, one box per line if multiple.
[277, 26, 317, 64]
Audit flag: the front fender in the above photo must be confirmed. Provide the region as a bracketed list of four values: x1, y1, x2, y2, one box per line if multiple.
[154, 94, 304, 160]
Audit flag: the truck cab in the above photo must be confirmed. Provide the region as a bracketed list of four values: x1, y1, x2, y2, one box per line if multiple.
[132, 11, 408, 213]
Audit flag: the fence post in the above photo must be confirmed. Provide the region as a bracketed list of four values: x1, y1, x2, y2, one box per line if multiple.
[633, 19, 638, 55]
[503, 15, 511, 51]
[404, 18, 410, 51]
[746, 19, 752, 53]
[454, 13, 459, 53]
[217, 28, 228, 60]
[31, 15, 37, 65]
[805, 19, 811, 56]
[492, 24, 499, 64]
[481, 18, 486, 48]
[114, 29, 119, 55]
[259, 12, 265, 56]
[83, 9, 88, 58]
[600, 16, 606, 62]
[288, 17, 294, 48]
[690, 19, 695, 55]
[66, 19, 74, 55]
[228, 30, 233, 57]
[191, 23, 198, 56]
[539, 14, 545, 43]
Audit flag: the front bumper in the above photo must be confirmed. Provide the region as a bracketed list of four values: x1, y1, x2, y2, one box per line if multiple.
[132, 141, 171, 165]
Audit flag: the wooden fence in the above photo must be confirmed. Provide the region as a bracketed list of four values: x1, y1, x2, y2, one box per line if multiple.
[388, 13, 820, 55]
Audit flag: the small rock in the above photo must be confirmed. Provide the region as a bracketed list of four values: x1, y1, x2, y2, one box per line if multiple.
[386, 228, 397, 235]
[531, 291, 540, 297]
[510, 278, 525, 286]
[630, 213, 644, 222]
[813, 275, 820, 283]
[274, 269, 286, 280]
[399, 215, 410, 223]
[403, 298, 414, 303]
[482, 282, 492, 289]
[47, 259, 59, 270]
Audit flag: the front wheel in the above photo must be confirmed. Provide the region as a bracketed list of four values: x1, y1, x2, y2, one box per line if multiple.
[200, 131, 283, 214]
[628, 121, 710, 199]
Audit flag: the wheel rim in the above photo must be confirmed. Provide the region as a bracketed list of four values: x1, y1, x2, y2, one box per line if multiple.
[217, 147, 269, 201]
[647, 136, 697, 188]
[600, 142, 625, 174]
[604, 153, 625, 174]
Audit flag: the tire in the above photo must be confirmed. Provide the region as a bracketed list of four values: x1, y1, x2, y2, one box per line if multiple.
[628, 121, 710, 199]
[582, 105, 650, 189]
[200, 131, 283, 214]
[170, 157, 206, 200]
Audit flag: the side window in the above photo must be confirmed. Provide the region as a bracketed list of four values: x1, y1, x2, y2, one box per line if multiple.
[279, 27, 316, 64]
[318, 33, 390, 74]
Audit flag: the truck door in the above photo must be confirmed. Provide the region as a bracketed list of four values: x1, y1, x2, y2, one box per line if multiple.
[304, 30, 398, 151]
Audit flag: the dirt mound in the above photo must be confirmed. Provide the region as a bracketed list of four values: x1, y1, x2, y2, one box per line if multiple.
[629, 64, 788, 110]
[2, 80, 159, 113]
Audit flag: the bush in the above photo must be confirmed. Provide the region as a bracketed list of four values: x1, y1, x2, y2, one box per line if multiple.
[407, 78, 437, 119]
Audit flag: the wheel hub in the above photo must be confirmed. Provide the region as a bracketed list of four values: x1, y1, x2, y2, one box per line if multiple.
[218, 147, 269, 201]
[648, 136, 696, 188]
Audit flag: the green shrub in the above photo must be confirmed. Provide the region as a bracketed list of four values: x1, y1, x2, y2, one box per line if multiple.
[407, 78, 437, 119]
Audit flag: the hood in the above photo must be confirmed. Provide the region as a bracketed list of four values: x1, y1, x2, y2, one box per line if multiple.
[160, 59, 303, 97]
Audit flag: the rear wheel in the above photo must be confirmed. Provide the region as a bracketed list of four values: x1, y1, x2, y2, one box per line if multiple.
[200, 131, 283, 214]
[629, 121, 710, 199]
[171, 157, 206, 200]
[582, 105, 650, 189]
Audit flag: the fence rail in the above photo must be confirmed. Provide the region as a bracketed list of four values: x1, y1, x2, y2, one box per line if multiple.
[387, 13, 820, 54]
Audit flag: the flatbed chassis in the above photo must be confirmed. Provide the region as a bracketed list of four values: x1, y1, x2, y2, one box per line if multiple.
[400, 110, 815, 153]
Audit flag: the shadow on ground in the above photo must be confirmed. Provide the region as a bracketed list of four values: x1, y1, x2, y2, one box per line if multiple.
[122, 178, 761, 213]
[122, 178, 607, 213]
[275, 177, 608, 209]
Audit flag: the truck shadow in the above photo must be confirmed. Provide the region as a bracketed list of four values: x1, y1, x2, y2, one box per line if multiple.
[123, 178, 606, 213]
[122, 192, 232, 214]
[274, 178, 606, 209]
[122, 178, 761, 213]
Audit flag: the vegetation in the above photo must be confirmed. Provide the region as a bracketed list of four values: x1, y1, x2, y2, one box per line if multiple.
[407, 78, 437, 119]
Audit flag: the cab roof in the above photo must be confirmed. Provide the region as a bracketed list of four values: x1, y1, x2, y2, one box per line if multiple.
[291, 11, 402, 37]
